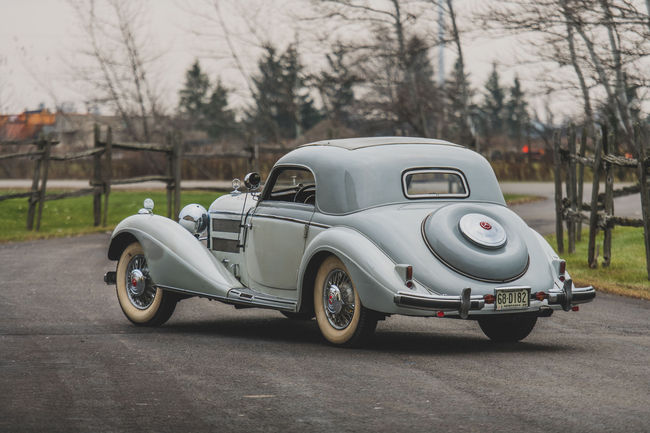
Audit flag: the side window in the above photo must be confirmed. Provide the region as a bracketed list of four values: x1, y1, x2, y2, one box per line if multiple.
[265, 168, 316, 204]
[402, 169, 469, 198]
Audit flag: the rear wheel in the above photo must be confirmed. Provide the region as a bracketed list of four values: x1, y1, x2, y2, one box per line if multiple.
[314, 256, 378, 347]
[116, 242, 178, 326]
[478, 314, 537, 342]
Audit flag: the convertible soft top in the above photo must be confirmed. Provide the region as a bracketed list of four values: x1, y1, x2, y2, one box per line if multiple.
[279, 139, 505, 214]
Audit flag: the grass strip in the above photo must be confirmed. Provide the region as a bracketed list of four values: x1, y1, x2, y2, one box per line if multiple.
[546, 227, 649, 300]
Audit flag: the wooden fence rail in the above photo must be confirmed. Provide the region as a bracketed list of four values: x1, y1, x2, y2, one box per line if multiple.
[1, 124, 292, 233]
[553, 124, 650, 280]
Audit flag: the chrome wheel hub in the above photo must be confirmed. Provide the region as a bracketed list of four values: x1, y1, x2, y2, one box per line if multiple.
[125, 254, 156, 310]
[129, 269, 146, 296]
[322, 269, 355, 330]
[326, 285, 343, 315]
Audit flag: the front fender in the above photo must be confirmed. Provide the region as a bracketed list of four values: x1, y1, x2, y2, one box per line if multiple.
[298, 227, 434, 314]
[109, 214, 242, 297]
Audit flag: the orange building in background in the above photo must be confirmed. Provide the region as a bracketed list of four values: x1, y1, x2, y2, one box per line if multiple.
[0, 108, 56, 142]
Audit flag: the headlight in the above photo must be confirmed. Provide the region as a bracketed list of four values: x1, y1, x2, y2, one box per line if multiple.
[178, 204, 208, 236]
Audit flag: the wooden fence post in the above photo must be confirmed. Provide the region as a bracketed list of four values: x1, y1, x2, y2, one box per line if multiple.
[92, 124, 102, 227]
[602, 130, 615, 267]
[173, 132, 182, 219]
[567, 125, 577, 253]
[553, 130, 564, 253]
[35, 137, 52, 231]
[588, 129, 604, 268]
[636, 125, 650, 280]
[102, 127, 112, 227]
[26, 139, 43, 230]
[576, 127, 587, 241]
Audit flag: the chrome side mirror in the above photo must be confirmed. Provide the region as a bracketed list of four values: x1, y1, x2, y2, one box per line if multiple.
[244, 172, 261, 191]
[179, 204, 208, 236]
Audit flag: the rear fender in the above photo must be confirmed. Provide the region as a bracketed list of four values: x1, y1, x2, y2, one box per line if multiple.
[298, 227, 430, 314]
[109, 214, 242, 297]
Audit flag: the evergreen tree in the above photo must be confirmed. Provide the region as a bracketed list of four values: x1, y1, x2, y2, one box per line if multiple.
[505, 76, 530, 141]
[178, 60, 211, 121]
[205, 80, 236, 139]
[314, 44, 359, 126]
[396, 35, 439, 137]
[178, 60, 235, 139]
[249, 44, 321, 141]
[445, 58, 476, 145]
[480, 63, 506, 142]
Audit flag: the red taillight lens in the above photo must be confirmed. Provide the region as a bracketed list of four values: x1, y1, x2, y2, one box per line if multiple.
[405, 280, 413, 288]
[406, 265, 413, 281]
[559, 260, 566, 275]
[535, 291, 548, 301]
[559, 275, 565, 282]
[484, 294, 495, 304]
[436, 311, 445, 318]
[572, 306, 579, 312]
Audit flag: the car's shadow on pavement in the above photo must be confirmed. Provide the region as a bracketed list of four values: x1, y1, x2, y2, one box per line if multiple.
[149, 316, 577, 355]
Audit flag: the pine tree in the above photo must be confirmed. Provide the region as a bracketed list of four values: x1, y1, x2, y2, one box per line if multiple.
[314, 44, 359, 126]
[505, 76, 530, 141]
[204, 80, 236, 139]
[178, 60, 235, 139]
[178, 60, 211, 122]
[249, 44, 321, 141]
[480, 63, 505, 143]
[396, 35, 438, 137]
[445, 58, 476, 145]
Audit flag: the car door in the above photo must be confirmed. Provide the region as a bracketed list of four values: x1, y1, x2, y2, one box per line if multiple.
[244, 166, 316, 292]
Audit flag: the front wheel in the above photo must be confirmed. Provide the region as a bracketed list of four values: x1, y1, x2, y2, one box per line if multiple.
[313, 256, 378, 347]
[115, 242, 178, 326]
[478, 314, 537, 342]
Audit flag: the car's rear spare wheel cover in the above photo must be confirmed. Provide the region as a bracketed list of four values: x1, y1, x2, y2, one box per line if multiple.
[422, 204, 529, 282]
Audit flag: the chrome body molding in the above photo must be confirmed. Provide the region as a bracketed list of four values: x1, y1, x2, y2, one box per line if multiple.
[253, 212, 331, 229]
[394, 290, 485, 313]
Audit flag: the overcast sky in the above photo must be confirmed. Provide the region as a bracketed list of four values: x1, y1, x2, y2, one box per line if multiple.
[0, 0, 588, 120]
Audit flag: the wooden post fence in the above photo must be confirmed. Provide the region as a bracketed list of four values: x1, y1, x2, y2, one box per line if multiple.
[587, 133, 604, 268]
[636, 126, 650, 280]
[553, 130, 564, 253]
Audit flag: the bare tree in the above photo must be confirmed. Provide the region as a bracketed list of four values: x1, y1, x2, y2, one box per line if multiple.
[69, 0, 164, 142]
[478, 0, 649, 145]
[309, 0, 440, 136]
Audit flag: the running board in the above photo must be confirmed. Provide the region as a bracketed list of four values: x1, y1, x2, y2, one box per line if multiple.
[155, 284, 297, 312]
[227, 288, 297, 311]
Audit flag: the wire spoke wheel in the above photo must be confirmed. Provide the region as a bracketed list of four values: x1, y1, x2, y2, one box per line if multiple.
[314, 256, 378, 347]
[125, 254, 157, 310]
[115, 242, 178, 326]
[323, 269, 356, 330]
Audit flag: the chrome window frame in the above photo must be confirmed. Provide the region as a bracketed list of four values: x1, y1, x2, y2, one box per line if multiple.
[401, 168, 470, 199]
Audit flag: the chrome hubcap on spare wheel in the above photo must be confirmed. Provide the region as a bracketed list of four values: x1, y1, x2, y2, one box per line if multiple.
[125, 254, 156, 309]
[323, 269, 355, 330]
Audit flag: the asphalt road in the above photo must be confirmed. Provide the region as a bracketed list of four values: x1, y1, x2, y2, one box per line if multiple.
[1, 229, 649, 432]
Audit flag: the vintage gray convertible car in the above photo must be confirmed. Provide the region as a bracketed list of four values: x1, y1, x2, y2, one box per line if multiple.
[104, 137, 595, 347]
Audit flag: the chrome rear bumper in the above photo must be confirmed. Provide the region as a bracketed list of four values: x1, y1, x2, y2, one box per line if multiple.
[394, 287, 485, 319]
[547, 279, 596, 311]
[394, 279, 595, 317]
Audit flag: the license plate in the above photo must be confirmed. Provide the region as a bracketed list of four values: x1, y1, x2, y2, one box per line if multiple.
[495, 287, 530, 310]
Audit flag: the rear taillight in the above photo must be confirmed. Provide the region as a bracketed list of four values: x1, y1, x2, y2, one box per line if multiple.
[535, 291, 548, 301]
[483, 294, 495, 304]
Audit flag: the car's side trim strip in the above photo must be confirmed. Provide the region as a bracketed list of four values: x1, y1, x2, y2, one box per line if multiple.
[156, 284, 296, 312]
[253, 213, 331, 229]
